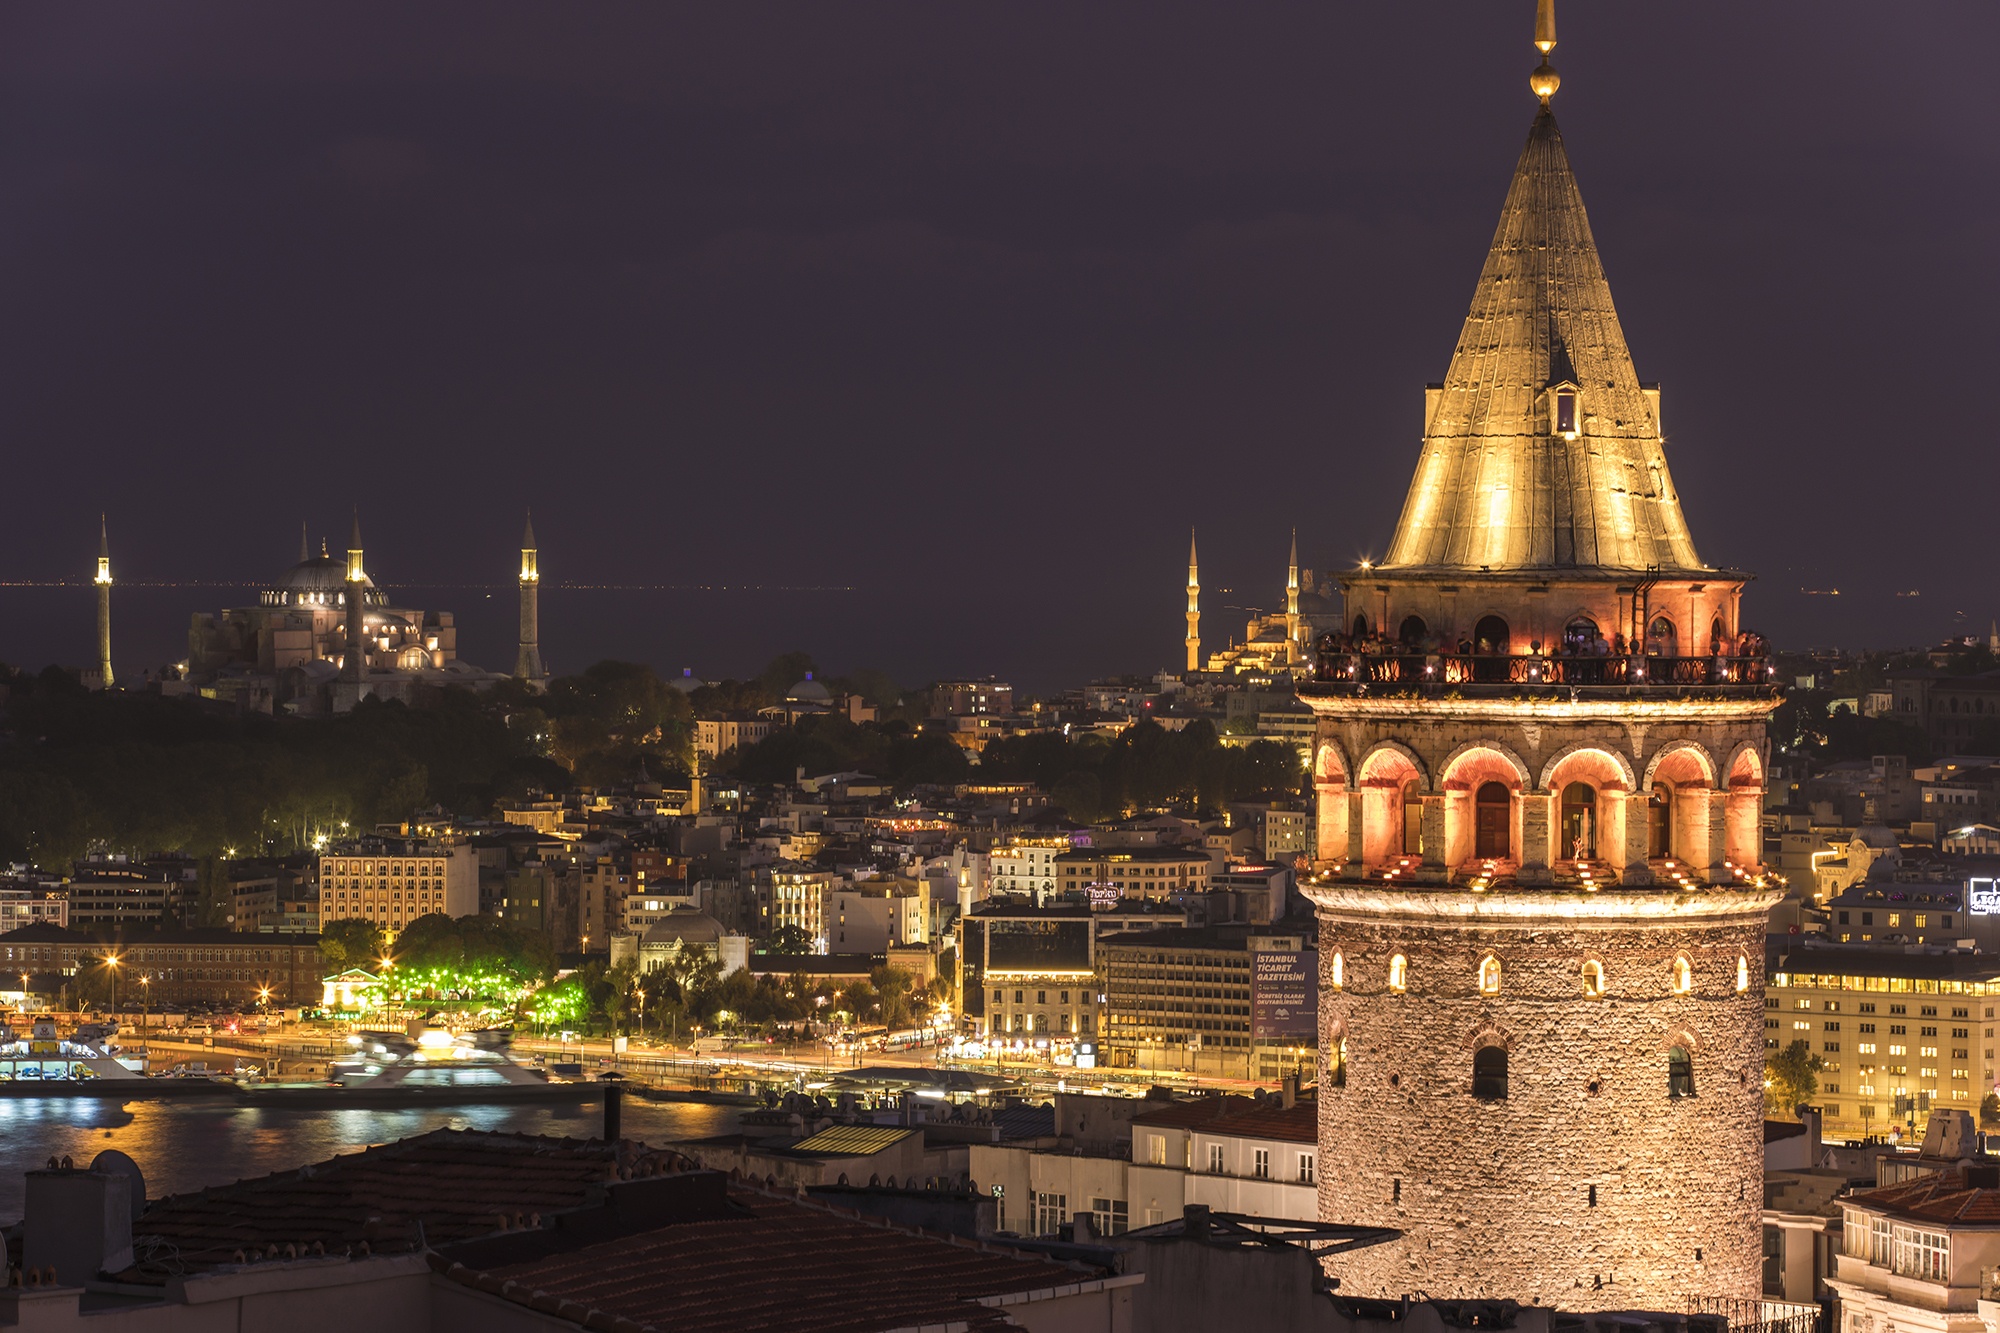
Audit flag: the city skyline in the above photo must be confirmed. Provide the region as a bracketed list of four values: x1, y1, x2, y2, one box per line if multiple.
[0, 3, 1993, 687]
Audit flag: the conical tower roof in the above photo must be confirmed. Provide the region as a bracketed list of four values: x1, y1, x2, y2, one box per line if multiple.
[1380, 110, 1706, 575]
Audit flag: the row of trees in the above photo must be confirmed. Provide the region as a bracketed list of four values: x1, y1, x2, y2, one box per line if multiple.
[0, 652, 899, 872]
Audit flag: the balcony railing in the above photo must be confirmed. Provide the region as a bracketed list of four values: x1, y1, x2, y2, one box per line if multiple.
[1306, 650, 1779, 695]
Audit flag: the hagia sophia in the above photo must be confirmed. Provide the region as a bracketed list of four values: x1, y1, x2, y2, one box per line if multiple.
[90, 513, 548, 715]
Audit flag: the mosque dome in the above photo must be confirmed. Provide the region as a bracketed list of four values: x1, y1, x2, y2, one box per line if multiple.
[641, 908, 726, 947]
[263, 552, 386, 608]
[786, 675, 832, 703]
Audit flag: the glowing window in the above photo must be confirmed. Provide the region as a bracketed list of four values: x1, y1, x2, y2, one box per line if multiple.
[1672, 956, 1692, 994]
[1736, 955, 1750, 992]
[1478, 956, 1501, 995]
[1388, 954, 1408, 992]
[1581, 960, 1605, 997]
[1330, 952, 1344, 989]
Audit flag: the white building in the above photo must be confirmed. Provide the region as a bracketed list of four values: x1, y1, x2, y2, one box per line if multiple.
[826, 880, 930, 953]
[971, 1089, 1317, 1238]
[990, 840, 1065, 903]
[1832, 1161, 2000, 1333]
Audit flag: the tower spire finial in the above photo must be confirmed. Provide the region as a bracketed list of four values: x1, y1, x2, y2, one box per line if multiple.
[300, 520, 309, 564]
[1531, 0, 1560, 105]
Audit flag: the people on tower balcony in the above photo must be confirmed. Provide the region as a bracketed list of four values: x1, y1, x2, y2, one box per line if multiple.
[1312, 620, 1773, 688]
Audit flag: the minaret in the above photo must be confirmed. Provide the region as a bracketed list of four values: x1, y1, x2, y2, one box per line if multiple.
[1285, 529, 1301, 667]
[1184, 530, 1201, 673]
[515, 512, 546, 683]
[93, 515, 114, 689]
[298, 521, 310, 564]
[343, 510, 367, 684]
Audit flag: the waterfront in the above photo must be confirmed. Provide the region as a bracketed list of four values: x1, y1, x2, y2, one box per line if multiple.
[0, 1094, 742, 1223]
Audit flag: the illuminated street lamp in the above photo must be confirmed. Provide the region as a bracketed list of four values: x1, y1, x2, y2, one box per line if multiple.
[139, 974, 151, 1031]
[103, 953, 121, 1014]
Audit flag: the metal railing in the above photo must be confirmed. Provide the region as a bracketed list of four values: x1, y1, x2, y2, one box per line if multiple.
[1309, 651, 1777, 692]
[1685, 1296, 1821, 1333]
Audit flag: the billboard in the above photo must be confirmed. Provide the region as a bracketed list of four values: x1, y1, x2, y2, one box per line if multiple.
[1252, 951, 1318, 1042]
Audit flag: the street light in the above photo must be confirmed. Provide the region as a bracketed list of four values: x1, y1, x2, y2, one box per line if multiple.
[104, 954, 121, 1014]
[139, 975, 150, 1032]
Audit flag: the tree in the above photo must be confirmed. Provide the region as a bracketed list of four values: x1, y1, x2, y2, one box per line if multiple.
[319, 919, 387, 973]
[870, 965, 915, 1029]
[1981, 1093, 2000, 1128]
[763, 924, 815, 955]
[1765, 1039, 1825, 1118]
[187, 857, 233, 928]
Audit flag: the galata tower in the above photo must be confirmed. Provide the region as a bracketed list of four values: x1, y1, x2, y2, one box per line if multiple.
[1299, 0, 1784, 1310]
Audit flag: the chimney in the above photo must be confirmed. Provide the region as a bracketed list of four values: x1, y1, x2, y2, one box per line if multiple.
[1282, 1074, 1299, 1110]
[602, 1074, 625, 1143]
[1796, 1104, 1823, 1157]
[1070, 1212, 1098, 1244]
[1183, 1203, 1211, 1238]
[24, 1153, 141, 1285]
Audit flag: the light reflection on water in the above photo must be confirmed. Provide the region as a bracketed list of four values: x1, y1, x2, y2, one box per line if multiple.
[0, 1096, 741, 1222]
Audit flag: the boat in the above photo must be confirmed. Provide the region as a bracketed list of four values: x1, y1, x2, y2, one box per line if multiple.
[0, 1016, 232, 1098]
[232, 1027, 600, 1106]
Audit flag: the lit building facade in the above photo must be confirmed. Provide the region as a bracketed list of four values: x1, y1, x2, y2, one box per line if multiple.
[1298, 12, 1783, 1310]
[317, 838, 478, 933]
[1765, 947, 2000, 1139]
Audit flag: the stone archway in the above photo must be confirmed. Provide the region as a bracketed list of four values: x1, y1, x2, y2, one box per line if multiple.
[1643, 742, 1718, 867]
[1439, 743, 1532, 870]
[1722, 744, 1766, 869]
[1358, 742, 1428, 869]
[1540, 746, 1636, 870]
[1314, 740, 1352, 868]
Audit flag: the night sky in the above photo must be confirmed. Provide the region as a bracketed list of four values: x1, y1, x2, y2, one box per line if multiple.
[1, 3, 1994, 692]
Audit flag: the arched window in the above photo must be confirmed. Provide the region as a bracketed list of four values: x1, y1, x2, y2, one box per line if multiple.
[1478, 956, 1501, 994]
[1398, 614, 1428, 647]
[1330, 952, 1344, 989]
[1473, 615, 1511, 655]
[1331, 1036, 1348, 1088]
[1736, 954, 1750, 992]
[1667, 1045, 1695, 1098]
[1711, 616, 1726, 652]
[1473, 1046, 1508, 1099]
[1648, 782, 1673, 858]
[1560, 782, 1597, 859]
[1353, 614, 1371, 638]
[1671, 956, 1692, 994]
[1580, 959, 1605, 997]
[1388, 954, 1408, 992]
[1402, 780, 1424, 857]
[1647, 615, 1678, 657]
[1474, 782, 1511, 860]
[1563, 617, 1600, 654]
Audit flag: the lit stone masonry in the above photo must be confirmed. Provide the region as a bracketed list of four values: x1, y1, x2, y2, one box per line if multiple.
[1301, 882, 1780, 1309]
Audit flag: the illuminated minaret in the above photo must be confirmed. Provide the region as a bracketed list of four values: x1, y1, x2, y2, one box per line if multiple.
[93, 515, 114, 689]
[515, 512, 546, 683]
[343, 510, 367, 684]
[1285, 528, 1301, 667]
[1184, 530, 1201, 673]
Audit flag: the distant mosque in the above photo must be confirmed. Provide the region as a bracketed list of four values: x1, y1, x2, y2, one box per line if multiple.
[1182, 530, 1341, 678]
[90, 512, 549, 715]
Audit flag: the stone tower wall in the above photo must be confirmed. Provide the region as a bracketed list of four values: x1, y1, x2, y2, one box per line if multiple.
[1314, 899, 1772, 1310]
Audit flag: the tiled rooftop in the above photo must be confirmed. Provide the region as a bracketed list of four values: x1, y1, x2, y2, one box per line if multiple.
[432, 1179, 1110, 1333]
[1200, 1098, 1318, 1145]
[1128, 1095, 1253, 1130]
[1846, 1167, 2000, 1225]
[121, 1129, 695, 1282]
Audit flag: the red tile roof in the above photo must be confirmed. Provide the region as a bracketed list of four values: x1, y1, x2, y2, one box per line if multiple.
[432, 1180, 1112, 1333]
[1846, 1168, 2000, 1225]
[1201, 1098, 1318, 1145]
[122, 1129, 696, 1282]
[1128, 1095, 1252, 1129]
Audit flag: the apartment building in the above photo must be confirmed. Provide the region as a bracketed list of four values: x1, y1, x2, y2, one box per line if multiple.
[1098, 926, 1314, 1081]
[317, 837, 477, 932]
[1053, 847, 1212, 901]
[1766, 945, 2000, 1138]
